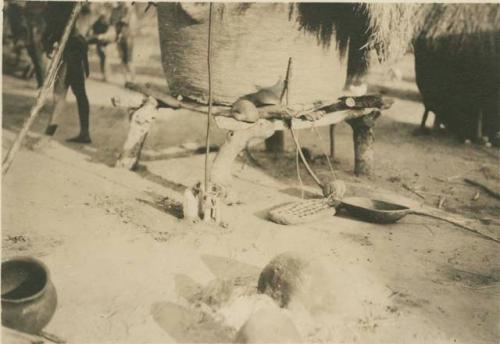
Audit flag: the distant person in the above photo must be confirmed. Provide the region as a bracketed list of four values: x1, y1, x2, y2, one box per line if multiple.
[44, 2, 92, 144]
[87, 13, 111, 81]
[5, 1, 27, 67]
[110, 3, 137, 83]
[5, 1, 46, 88]
[23, 1, 47, 88]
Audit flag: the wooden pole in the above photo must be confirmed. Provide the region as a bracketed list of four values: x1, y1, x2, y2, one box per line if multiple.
[347, 111, 381, 176]
[265, 58, 292, 153]
[116, 97, 158, 170]
[204, 2, 214, 192]
[2, 3, 83, 176]
[210, 121, 275, 202]
[329, 124, 336, 159]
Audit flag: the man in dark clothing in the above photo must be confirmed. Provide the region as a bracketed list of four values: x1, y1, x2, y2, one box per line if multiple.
[24, 2, 47, 88]
[110, 3, 136, 83]
[44, 2, 92, 143]
[87, 14, 110, 81]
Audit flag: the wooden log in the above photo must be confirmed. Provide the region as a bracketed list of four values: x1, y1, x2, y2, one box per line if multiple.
[111, 93, 147, 109]
[346, 111, 381, 176]
[125, 82, 181, 108]
[116, 97, 158, 170]
[124, 82, 228, 114]
[214, 108, 374, 131]
[123, 81, 392, 122]
[210, 120, 275, 202]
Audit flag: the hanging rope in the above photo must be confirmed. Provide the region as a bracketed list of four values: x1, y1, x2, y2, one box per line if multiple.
[204, 3, 215, 193]
[281, 58, 305, 198]
[312, 126, 337, 180]
[289, 128, 322, 187]
[295, 133, 305, 199]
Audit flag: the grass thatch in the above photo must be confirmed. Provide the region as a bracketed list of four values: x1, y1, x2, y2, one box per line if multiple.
[289, 3, 418, 80]
[414, 3, 500, 56]
[224, 3, 417, 77]
[293, 3, 417, 62]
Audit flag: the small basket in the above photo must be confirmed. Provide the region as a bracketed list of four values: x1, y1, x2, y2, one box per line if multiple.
[269, 199, 335, 225]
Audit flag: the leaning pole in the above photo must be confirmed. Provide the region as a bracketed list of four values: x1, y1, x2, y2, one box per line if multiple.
[2, 3, 83, 176]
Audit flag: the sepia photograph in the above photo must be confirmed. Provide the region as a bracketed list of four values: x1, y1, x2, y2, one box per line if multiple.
[1, 1, 499, 343]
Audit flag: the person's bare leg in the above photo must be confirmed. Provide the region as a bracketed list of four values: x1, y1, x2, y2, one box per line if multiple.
[97, 44, 108, 81]
[46, 66, 69, 136]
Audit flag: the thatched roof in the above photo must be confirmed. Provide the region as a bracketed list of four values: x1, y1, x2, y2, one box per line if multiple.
[293, 3, 500, 69]
[292, 3, 418, 62]
[414, 3, 500, 56]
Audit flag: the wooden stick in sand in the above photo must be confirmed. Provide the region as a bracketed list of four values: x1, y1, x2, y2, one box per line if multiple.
[2, 3, 83, 176]
[464, 178, 500, 200]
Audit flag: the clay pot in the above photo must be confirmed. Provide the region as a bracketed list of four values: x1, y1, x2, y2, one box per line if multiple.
[1, 256, 57, 334]
[257, 252, 309, 308]
[258, 252, 335, 311]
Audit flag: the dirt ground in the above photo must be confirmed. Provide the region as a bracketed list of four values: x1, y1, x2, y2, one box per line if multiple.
[2, 13, 500, 344]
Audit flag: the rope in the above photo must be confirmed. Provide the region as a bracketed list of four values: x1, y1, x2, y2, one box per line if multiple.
[312, 126, 337, 180]
[296, 133, 305, 199]
[289, 128, 322, 187]
[204, 3, 215, 193]
[279, 57, 304, 198]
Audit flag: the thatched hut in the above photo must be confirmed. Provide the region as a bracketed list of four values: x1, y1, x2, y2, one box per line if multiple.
[413, 4, 500, 146]
[156, 3, 415, 106]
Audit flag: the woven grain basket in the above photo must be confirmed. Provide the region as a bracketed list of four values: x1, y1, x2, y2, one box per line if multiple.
[157, 3, 348, 105]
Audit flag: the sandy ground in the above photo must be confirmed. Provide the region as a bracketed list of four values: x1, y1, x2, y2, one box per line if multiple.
[2, 14, 500, 344]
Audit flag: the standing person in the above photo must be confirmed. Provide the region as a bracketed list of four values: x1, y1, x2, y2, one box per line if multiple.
[5, 0, 27, 68]
[43, 2, 92, 143]
[87, 12, 111, 81]
[5, 1, 46, 88]
[23, 1, 47, 88]
[110, 3, 137, 84]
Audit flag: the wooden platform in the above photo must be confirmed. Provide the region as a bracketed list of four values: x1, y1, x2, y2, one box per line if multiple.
[113, 82, 391, 201]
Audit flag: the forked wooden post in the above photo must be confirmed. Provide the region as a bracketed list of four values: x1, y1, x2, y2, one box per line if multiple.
[210, 120, 275, 201]
[346, 110, 381, 176]
[116, 96, 158, 170]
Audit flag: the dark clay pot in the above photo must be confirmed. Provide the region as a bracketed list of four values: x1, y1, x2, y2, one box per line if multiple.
[1, 256, 57, 334]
